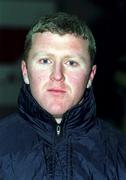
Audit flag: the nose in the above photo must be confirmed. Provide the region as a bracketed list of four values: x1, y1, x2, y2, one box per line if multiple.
[50, 63, 65, 81]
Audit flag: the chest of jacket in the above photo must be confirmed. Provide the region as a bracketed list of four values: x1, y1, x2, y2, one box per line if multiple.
[1, 132, 125, 180]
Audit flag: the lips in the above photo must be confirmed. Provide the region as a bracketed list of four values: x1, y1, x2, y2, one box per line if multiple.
[47, 88, 66, 94]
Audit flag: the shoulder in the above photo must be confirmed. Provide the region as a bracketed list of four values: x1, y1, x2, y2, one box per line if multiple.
[0, 112, 28, 134]
[98, 119, 126, 162]
[101, 119, 126, 174]
[99, 119, 126, 139]
[0, 112, 23, 124]
[0, 113, 37, 155]
[98, 119, 126, 145]
[0, 112, 29, 137]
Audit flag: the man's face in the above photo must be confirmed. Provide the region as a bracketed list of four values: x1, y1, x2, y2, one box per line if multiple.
[22, 32, 96, 118]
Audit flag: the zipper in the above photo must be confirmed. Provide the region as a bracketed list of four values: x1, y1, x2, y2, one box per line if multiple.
[56, 125, 61, 136]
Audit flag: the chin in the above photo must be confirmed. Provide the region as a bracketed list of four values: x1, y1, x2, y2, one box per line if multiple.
[43, 102, 72, 117]
[50, 110, 65, 117]
[48, 107, 66, 117]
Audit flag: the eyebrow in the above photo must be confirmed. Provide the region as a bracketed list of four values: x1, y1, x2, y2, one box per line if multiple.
[31, 51, 88, 63]
[31, 52, 55, 59]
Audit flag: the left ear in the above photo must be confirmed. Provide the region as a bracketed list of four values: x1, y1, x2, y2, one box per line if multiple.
[21, 60, 30, 84]
[87, 65, 97, 88]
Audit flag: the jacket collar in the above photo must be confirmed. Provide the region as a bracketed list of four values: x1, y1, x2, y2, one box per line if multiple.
[18, 83, 96, 140]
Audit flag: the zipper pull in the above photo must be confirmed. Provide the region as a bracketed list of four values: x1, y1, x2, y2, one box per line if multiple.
[56, 125, 61, 136]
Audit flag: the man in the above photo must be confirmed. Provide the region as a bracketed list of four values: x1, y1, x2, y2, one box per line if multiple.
[0, 12, 126, 179]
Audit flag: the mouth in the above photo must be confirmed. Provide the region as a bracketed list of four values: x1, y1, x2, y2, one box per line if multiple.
[47, 88, 66, 94]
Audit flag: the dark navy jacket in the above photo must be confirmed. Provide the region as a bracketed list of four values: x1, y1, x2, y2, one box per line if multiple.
[0, 84, 126, 179]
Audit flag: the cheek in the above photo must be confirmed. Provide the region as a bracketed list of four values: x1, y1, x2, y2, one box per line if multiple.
[67, 70, 88, 89]
[66, 71, 89, 104]
[28, 69, 49, 87]
[29, 71, 48, 100]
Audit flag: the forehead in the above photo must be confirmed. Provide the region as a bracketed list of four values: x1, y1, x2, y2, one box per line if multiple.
[31, 32, 89, 51]
[27, 32, 91, 65]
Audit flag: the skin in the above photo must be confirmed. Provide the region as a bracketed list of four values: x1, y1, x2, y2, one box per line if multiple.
[21, 32, 96, 123]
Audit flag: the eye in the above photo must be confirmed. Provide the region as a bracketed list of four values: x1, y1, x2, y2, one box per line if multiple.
[39, 58, 52, 64]
[65, 60, 79, 67]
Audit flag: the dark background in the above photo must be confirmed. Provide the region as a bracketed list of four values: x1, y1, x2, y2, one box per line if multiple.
[0, 0, 126, 131]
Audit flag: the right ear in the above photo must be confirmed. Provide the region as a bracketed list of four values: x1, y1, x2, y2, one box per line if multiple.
[21, 60, 30, 84]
